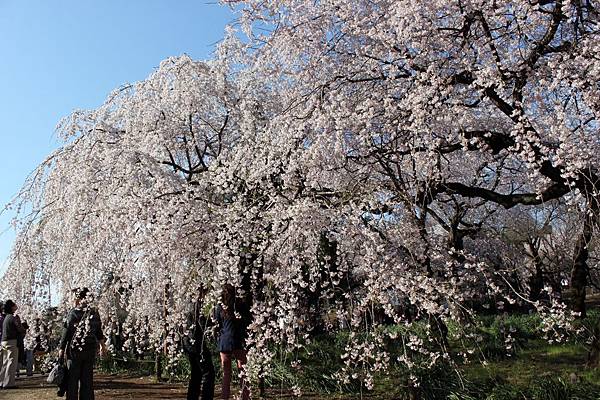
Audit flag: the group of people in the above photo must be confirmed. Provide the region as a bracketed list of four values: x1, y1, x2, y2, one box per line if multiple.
[0, 300, 52, 389]
[0, 284, 251, 400]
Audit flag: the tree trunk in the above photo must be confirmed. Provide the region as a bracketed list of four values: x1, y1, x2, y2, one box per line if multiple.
[527, 243, 545, 302]
[155, 353, 162, 382]
[259, 377, 266, 398]
[160, 282, 171, 381]
[448, 228, 466, 278]
[569, 210, 595, 318]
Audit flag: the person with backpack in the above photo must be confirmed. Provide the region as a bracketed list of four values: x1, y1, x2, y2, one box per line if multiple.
[183, 287, 215, 400]
[0, 299, 26, 388]
[58, 288, 106, 400]
[214, 285, 251, 400]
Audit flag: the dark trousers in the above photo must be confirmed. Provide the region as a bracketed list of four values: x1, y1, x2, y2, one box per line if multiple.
[187, 351, 215, 400]
[66, 349, 96, 400]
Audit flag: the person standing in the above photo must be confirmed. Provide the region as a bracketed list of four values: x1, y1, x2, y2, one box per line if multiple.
[58, 288, 106, 400]
[30, 317, 49, 375]
[0, 301, 4, 377]
[215, 285, 251, 400]
[23, 321, 34, 377]
[16, 320, 29, 377]
[183, 288, 215, 400]
[0, 300, 26, 388]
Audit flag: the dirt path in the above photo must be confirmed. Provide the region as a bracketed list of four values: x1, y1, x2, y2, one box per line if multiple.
[0, 373, 348, 400]
[0, 373, 189, 400]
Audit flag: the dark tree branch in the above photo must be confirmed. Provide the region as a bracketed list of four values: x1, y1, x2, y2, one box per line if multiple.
[437, 181, 570, 209]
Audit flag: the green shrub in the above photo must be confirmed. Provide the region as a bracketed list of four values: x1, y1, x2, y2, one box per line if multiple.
[265, 333, 361, 393]
[411, 363, 463, 399]
[463, 314, 542, 360]
[528, 377, 572, 400]
[96, 352, 156, 376]
[483, 383, 524, 400]
[572, 310, 600, 345]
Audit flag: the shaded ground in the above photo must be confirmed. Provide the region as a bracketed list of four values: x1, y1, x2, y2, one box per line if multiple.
[0, 373, 358, 400]
[0, 373, 187, 400]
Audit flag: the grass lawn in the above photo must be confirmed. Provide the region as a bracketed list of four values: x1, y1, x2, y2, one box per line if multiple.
[369, 340, 600, 399]
[463, 341, 597, 386]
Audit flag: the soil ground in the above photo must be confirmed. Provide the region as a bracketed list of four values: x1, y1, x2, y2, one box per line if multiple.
[0, 373, 351, 400]
[0, 373, 188, 400]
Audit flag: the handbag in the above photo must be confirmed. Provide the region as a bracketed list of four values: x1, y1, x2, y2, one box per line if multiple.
[46, 359, 66, 385]
[47, 357, 69, 397]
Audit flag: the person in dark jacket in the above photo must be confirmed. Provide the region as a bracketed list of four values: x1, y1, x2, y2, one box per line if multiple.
[0, 301, 4, 340]
[16, 320, 29, 376]
[0, 300, 26, 388]
[30, 317, 50, 375]
[0, 301, 4, 375]
[215, 285, 251, 400]
[183, 287, 215, 400]
[58, 288, 106, 400]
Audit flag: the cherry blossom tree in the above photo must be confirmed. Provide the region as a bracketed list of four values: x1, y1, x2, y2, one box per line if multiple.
[227, 0, 600, 380]
[231, 0, 600, 311]
[1, 0, 600, 391]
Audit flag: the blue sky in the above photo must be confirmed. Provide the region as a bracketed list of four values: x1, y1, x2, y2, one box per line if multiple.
[0, 0, 234, 274]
